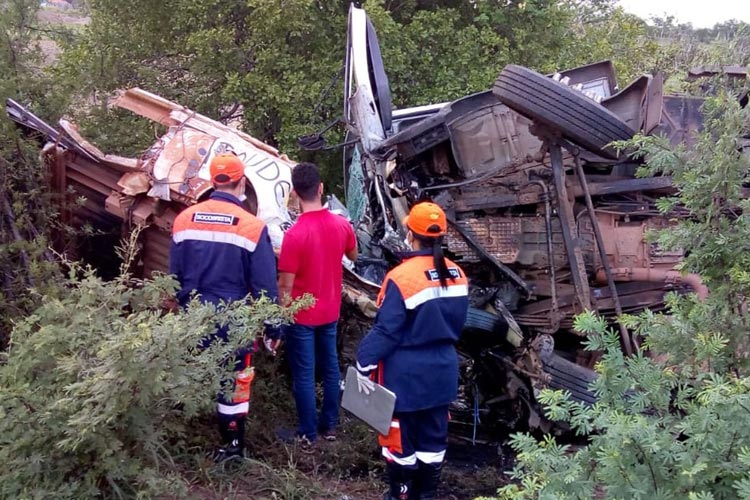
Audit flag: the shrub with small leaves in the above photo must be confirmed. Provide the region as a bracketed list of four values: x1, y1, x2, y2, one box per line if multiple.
[480, 89, 750, 500]
[0, 261, 306, 499]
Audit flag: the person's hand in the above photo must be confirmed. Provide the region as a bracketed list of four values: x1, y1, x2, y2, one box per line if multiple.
[356, 361, 376, 395]
[263, 320, 284, 356]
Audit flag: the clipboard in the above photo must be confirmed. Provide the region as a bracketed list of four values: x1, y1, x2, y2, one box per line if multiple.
[341, 366, 396, 435]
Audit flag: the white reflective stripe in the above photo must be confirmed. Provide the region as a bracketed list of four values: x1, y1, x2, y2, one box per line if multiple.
[173, 229, 257, 253]
[357, 361, 377, 372]
[390, 420, 400, 429]
[415, 450, 446, 464]
[403, 284, 468, 310]
[382, 447, 417, 466]
[217, 402, 249, 415]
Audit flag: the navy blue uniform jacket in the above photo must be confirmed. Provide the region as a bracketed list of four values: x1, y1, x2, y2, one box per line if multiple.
[169, 191, 278, 343]
[356, 251, 469, 412]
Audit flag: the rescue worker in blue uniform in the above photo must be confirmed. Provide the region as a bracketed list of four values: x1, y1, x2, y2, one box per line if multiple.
[170, 152, 279, 461]
[356, 202, 469, 500]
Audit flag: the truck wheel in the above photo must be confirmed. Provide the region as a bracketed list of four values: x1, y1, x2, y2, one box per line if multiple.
[543, 354, 598, 405]
[493, 64, 634, 159]
[463, 307, 508, 337]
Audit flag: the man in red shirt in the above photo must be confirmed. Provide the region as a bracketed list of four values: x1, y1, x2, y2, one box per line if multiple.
[278, 162, 358, 444]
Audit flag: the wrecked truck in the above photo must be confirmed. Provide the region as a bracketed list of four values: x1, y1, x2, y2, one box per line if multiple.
[329, 4, 714, 436]
[7, 88, 296, 277]
[5, 4, 725, 439]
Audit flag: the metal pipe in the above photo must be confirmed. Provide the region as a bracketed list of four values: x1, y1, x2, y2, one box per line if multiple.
[595, 268, 708, 300]
[524, 180, 559, 329]
[572, 153, 635, 355]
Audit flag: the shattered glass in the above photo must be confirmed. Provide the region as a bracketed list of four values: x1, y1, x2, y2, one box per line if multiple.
[346, 147, 367, 225]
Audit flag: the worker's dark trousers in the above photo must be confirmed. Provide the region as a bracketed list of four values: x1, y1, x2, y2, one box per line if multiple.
[215, 339, 257, 454]
[380, 405, 449, 500]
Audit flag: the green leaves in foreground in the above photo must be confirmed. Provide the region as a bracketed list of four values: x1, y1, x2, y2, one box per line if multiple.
[0, 264, 307, 499]
[483, 91, 750, 500]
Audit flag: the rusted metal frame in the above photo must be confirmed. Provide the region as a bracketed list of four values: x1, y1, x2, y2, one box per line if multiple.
[450, 190, 542, 211]
[515, 291, 667, 328]
[572, 151, 636, 355]
[549, 142, 591, 310]
[449, 176, 674, 213]
[447, 216, 532, 297]
[520, 281, 666, 315]
[422, 165, 515, 192]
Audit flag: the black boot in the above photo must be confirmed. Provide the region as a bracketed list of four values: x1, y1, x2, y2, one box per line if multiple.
[384, 461, 417, 500]
[415, 461, 442, 500]
[214, 417, 246, 462]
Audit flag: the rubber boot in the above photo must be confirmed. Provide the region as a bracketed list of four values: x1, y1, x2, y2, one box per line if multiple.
[384, 461, 416, 500]
[214, 417, 246, 462]
[415, 461, 443, 500]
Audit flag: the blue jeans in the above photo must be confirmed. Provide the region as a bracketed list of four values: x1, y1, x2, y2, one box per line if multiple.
[286, 321, 340, 440]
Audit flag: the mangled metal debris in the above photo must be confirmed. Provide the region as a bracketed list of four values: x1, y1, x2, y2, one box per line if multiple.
[8, 88, 295, 276]
[337, 4, 722, 436]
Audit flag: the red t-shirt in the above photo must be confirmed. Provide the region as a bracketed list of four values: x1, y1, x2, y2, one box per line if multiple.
[278, 209, 356, 325]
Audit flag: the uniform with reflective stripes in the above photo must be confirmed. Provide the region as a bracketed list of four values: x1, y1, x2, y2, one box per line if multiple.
[356, 249, 468, 496]
[379, 405, 449, 467]
[356, 250, 469, 412]
[170, 190, 278, 421]
[170, 191, 277, 309]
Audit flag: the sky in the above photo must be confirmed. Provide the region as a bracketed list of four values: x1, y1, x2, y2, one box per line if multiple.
[617, 0, 750, 28]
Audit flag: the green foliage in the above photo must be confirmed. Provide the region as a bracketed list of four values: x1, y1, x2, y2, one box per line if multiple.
[0, 256, 303, 498]
[488, 314, 750, 500]
[482, 91, 750, 499]
[0, 0, 72, 348]
[556, 6, 658, 84]
[647, 19, 750, 94]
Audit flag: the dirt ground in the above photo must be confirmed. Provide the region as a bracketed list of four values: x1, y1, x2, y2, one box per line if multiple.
[36, 6, 90, 65]
[177, 354, 512, 500]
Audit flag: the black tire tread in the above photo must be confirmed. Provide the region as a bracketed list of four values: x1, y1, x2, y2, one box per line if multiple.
[463, 307, 506, 334]
[493, 64, 634, 158]
[543, 354, 598, 405]
[498, 77, 630, 142]
[501, 65, 633, 137]
[497, 65, 633, 138]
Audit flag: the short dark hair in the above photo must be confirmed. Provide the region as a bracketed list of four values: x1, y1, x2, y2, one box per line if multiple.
[292, 162, 321, 201]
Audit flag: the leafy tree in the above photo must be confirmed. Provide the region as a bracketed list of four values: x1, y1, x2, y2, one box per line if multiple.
[481, 90, 750, 499]
[50, 0, 629, 193]
[556, 6, 658, 85]
[0, 0, 69, 348]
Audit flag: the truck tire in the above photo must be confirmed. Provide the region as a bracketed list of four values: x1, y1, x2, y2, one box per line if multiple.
[493, 65, 634, 159]
[463, 307, 508, 337]
[543, 354, 598, 405]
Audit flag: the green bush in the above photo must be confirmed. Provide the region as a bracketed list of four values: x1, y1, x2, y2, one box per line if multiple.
[0, 260, 300, 498]
[482, 89, 750, 500]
